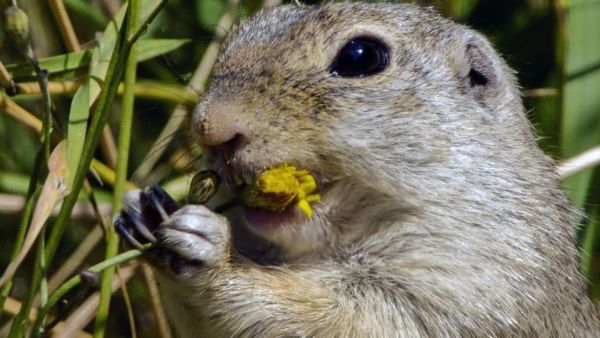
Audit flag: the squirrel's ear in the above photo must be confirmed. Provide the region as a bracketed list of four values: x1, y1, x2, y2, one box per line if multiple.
[450, 32, 508, 108]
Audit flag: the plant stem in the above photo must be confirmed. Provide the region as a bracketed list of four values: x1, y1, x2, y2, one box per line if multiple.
[131, 0, 245, 184]
[32, 0, 167, 334]
[18, 7, 133, 335]
[45, 1, 129, 271]
[34, 68, 53, 319]
[7, 237, 44, 338]
[0, 94, 43, 132]
[0, 97, 138, 192]
[127, 0, 168, 45]
[0, 61, 16, 91]
[6, 37, 56, 336]
[0, 150, 43, 321]
[36, 68, 53, 162]
[49, 0, 81, 52]
[93, 0, 139, 335]
[13, 80, 198, 105]
[37, 227, 48, 329]
[31, 246, 150, 338]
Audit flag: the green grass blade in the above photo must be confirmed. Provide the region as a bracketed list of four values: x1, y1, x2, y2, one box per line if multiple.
[31, 245, 150, 338]
[94, 0, 140, 335]
[0, 171, 31, 194]
[560, 0, 600, 207]
[559, 0, 600, 298]
[65, 0, 128, 188]
[0, 149, 44, 325]
[66, 81, 91, 187]
[5, 50, 92, 81]
[25, 10, 133, 337]
[63, 0, 108, 29]
[136, 38, 191, 62]
[5, 39, 189, 82]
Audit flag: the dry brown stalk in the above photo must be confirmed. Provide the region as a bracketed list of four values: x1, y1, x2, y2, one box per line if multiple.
[2, 297, 92, 338]
[50, 264, 137, 338]
[48, 0, 81, 52]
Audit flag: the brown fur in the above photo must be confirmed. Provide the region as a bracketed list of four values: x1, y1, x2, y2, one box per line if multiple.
[129, 2, 600, 336]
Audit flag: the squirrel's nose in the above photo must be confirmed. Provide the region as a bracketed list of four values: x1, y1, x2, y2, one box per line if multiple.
[192, 101, 249, 147]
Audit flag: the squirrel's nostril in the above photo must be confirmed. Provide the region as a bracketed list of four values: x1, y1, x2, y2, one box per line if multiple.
[222, 133, 247, 150]
[212, 133, 248, 161]
[193, 101, 250, 148]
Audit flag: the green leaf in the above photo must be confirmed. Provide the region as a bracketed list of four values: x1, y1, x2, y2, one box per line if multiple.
[0, 171, 31, 195]
[66, 81, 92, 187]
[137, 39, 191, 62]
[6, 39, 188, 82]
[560, 0, 600, 207]
[63, 0, 108, 29]
[560, 0, 600, 297]
[197, 0, 227, 28]
[0, 141, 69, 288]
[5, 51, 92, 81]
[66, 3, 129, 187]
[445, 0, 479, 19]
[66, 0, 173, 185]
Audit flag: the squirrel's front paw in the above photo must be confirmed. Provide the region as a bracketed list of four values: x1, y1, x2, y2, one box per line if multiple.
[114, 186, 230, 276]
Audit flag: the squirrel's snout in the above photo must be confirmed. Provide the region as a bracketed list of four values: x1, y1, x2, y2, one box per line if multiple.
[193, 101, 250, 148]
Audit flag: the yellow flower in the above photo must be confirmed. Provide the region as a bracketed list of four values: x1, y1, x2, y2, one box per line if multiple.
[243, 164, 320, 218]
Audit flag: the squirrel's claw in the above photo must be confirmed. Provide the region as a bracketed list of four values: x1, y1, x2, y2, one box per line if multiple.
[115, 186, 229, 276]
[116, 186, 181, 250]
[114, 213, 147, 250]
[144, 185, 180, 221]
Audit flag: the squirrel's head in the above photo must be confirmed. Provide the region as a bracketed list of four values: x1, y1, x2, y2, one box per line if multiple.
[192, 3, 540, 258]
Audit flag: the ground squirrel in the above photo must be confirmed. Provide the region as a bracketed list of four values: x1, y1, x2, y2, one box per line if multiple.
[116, 2, 600, 336]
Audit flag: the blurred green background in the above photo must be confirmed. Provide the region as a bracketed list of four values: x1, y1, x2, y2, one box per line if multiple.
[0, 0, 599, 337]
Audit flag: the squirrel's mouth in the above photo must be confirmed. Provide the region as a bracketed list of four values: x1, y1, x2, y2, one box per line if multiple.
[207, 161, 324, 231]
[242, 204, 304, 231]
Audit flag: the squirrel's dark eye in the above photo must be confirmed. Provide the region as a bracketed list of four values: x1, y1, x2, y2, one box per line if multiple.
[329, 38, 389, 78]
